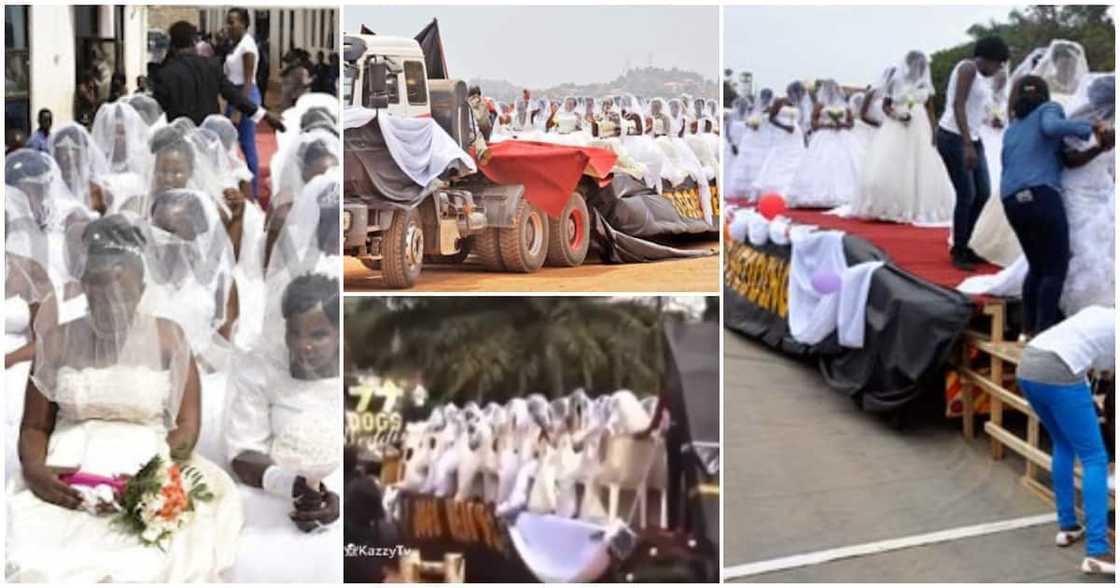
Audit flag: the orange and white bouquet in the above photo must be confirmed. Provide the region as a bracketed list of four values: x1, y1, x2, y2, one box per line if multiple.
[112, 455, 214, 549]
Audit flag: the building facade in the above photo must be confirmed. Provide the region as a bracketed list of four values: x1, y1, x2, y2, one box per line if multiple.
[4, 5, 336, 131]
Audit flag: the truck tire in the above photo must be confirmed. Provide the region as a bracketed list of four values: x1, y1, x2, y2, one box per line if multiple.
[381, 208, 423, 289]
[473, 229, 505, 271]
[357, 257, 381, 272]
[425, 238, 472, 265]
[545, 192, 590, 267]
[499, 199, 549, 273]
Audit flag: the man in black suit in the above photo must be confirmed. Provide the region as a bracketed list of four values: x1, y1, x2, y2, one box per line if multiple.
[149, 21, 285, 131]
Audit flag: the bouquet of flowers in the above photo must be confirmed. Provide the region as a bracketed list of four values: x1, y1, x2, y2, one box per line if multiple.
[987, 104, 1005, 128]
[112, 455, 214, 549]
[825, 106, 846, 126]
[898, 93, 917, 122]
[746, 115, 762, 130]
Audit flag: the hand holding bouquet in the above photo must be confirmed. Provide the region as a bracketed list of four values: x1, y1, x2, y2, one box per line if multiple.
[746, 115, 762, 130]
[897, 94, 916, 123]
[825, 106, 845, 128]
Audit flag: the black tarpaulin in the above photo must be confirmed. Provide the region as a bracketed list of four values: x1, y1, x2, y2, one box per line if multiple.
[583, 174, 716, 263]
[588, 207, 714, 263]
[723, 234, 974, 414]
[414, 19, 448, 80]
[660, 320, 719, 575]
[343, 118, 431, 210]
[587, 174, 714, 238]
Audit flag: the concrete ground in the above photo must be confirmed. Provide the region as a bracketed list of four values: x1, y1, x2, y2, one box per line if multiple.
[723, 331, 1112, 583]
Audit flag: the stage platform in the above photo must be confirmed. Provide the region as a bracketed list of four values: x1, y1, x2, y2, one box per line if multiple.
[783, 209, 1001, 292]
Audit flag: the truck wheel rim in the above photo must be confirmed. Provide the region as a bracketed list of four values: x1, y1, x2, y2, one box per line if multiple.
[525, 212, 544, 256]
[567, 208, 585, 250]
[406, 223, 423, 268]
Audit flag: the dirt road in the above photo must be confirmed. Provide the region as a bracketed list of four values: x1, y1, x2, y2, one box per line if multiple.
[343, 238, 720, 293]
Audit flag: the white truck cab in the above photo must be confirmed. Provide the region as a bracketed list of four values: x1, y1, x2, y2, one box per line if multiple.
[343, 34, 431, 119]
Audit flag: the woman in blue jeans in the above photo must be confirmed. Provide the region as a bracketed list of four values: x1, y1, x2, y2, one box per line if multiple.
[224, 7, 261, 201]
[999, 74, 1104, 336]
[1017, 306, 1114, 575]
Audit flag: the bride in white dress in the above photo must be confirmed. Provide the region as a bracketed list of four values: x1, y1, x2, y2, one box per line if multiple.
[6, 215, 242, 582]
[1058, 75, 1115, 316]
[967, 66, 1021, 266]
[789, 79, 861, 208]
[726, 89, 774, 201]
[5, 191, 56, 486]
[753, 82, 807, 198]
[224, 176, 343, 581]
[852, 51, 955, 224]
[47, 123, 109, 214]
[91, 102, 153, 216]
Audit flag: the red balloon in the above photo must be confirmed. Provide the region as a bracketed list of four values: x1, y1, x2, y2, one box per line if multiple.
[758, 193, 786, 220]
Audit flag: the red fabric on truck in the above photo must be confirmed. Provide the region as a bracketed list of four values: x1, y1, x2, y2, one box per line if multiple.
[478, 141, 617, 218]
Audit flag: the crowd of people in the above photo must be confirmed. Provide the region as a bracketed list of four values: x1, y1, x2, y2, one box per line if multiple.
[726, 36, 1115, 576]
[4, 11, 344, 582]
[477, 91, 721, 226]
[726, 37, 1114, 332]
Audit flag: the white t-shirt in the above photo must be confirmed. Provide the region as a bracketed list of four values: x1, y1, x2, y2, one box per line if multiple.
[1029, 305, 1115, 376]
[938, 60, 991, 141]
[224, 34, 259, 87]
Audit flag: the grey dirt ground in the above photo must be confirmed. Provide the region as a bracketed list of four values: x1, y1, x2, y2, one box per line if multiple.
[723, 330, 1111, 583]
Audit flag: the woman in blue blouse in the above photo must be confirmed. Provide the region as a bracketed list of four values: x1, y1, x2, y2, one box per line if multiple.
[1000, 75, 1111, 337]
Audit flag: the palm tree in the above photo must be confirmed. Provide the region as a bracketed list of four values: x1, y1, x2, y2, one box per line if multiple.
[345, 297, 682, 404]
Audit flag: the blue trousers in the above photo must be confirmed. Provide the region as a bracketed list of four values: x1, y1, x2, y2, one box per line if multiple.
[227, 84, 261, 201]
[1002, 185, 1070, 334]
[936, 128, 991, 249]
[1018, 377, 1111, 557]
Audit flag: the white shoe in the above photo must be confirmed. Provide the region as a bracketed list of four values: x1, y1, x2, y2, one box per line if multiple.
[1056, 526, 1085, 547]
[1080, 556, 1115, 575]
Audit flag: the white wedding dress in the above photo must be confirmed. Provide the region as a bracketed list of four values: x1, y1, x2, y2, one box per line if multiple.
[967, 117, 1022, 266]
[789, 117, 861, 208]
[5, 295, 32, 485]
[225, 365, 344, 582]
[1059, 135, 1115, 316]
[851, 88, 955, 224]
[5, 365, 242, 582]
[726, 119, 774, 200]
[752, 106, 805, 198]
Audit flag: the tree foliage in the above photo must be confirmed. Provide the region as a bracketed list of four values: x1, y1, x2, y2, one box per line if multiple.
[929, 4, 1114, 113]
[344, 297, 708, 405]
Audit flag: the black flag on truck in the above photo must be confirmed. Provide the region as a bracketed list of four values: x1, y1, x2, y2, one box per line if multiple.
[414, 18, 448, 80]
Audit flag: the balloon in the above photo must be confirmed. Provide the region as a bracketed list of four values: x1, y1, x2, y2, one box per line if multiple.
[758, 193, 786, 220]
[811, 270, 842, 295]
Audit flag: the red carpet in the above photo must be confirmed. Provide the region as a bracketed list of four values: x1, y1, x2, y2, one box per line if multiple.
[255, 126, 278, 210]
[783, 209, 1001, 291]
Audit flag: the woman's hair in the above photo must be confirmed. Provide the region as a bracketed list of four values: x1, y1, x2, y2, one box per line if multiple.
[149, 125, 195, 166]
[82, 214, 147, 280]
[1012, 75, 1051, 119]
[299, 138, 337, 173]
[974, 36, 1011, 62]
[126, 94, 163, 126]
[300, 107, 337, 132]
[5, 149, 51, 187]
[281, 273, 340, 329]
[150, 190, 209, 239]
[228, 7, 250, 27]
[201, 115, 239, 150]
[52, 125, 90, 150]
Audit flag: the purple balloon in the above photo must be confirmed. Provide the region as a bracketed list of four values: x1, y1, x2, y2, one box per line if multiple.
[811, 270, 842, 294]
